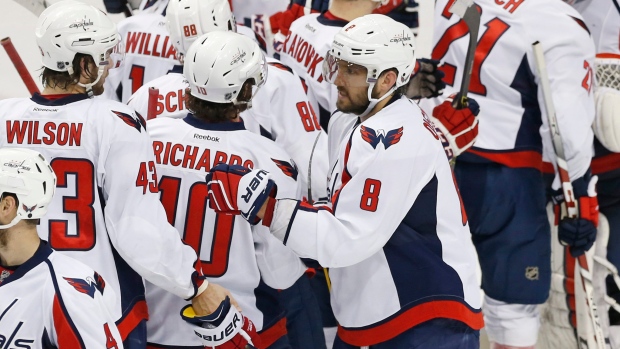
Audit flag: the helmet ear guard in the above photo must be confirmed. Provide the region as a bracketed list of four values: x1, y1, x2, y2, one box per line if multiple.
[0, 148, 57, 230]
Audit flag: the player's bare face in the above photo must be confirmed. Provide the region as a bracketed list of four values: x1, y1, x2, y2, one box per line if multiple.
[334, 61, 370, 115]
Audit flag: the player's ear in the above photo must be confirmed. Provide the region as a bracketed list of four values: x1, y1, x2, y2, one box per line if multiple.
[0, 194, 17, 218]
[374, 69, 398, 98]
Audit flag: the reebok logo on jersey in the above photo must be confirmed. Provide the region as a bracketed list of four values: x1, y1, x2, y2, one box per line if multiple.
[193, 134, 220, 142]
[64, 272, 106, 298]
[32, 107, 58, 112]
[271, 159, 298, 180]
[113, 111, 146, 133]
[360, 126, 404, 150]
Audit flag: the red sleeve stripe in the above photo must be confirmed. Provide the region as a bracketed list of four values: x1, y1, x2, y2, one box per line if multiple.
[46, 260, 86, 349]
[116, 300, 149, 340]
[258, 317, 288, 348]
[337, 299, 483, 346]
[592, 152, 620, 175]
[52, 295, 85, 349]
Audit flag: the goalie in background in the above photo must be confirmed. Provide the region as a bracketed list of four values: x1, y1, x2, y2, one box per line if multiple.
[560, 0, 620, 348]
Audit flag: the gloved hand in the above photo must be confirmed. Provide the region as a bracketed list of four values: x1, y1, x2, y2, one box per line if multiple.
[431, 93, 480, 157]
[181, 296, 261, 349]
[406, 58, 446, 99]
[205, 164, 277, 225]
[552, 174, 599, 257]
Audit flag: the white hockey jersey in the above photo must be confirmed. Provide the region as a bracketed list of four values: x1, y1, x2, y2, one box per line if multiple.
[271, 95, 483, 346]
[128, 57, 330, 201]
[420, 0, 595, 183]
[231, 0, 289, 27]
[0, 241, 123, 349]
[0, 94, 203, 340]
[278, 12, 345, 130]
[145, 115, 306, 347]
[102, 13, 180, 103]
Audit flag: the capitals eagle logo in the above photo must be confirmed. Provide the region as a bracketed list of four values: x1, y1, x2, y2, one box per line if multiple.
[360, 126, 403, 149]
[64, 271, 106, 298]
[112, 110, 146, 133]
[271, 159, 298, 180]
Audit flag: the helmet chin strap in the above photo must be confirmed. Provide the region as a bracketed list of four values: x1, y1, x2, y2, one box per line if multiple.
[358, 83, 398, 118]
[0, 215, 22, 230]
[76, 66, 106, 97]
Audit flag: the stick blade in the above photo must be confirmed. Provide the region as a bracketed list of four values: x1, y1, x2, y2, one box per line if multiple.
[449, 0, 474, 18]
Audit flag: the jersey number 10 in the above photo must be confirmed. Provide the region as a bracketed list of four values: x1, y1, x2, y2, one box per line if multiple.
[159, 176, 233, 278]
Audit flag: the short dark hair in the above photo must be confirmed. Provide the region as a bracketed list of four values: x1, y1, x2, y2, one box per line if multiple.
[1, 193, 39, 226]
[41, 53, 96, 89]
[185, 80, 254, 123]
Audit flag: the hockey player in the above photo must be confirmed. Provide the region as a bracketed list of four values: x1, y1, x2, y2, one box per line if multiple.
[128, 1, 328, 347]
[245, 0, 419, 59]
[101, 0, 178, 103]
[276, 0, 442, 131]
[206, 14, 484, 348]
[146, 30, 307, 349]
[0, 148, 124, 349]
[0, 1, 235, 347]
[420, 0, 598, 348]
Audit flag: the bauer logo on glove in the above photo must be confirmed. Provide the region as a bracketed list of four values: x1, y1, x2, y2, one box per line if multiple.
[181, 296, 261, 349]
[206, 164, 277, 225]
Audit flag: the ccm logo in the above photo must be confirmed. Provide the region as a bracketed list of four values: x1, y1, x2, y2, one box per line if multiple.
[194, 313, 241, 342]
[241, 170, 268, 203]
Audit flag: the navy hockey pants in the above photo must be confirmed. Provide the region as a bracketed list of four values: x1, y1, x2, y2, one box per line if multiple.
[279, 274, 326, 349]
[332, 318, 479, 349]
[454, 161, 551, 304]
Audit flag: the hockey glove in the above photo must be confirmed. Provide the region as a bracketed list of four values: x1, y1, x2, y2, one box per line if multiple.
[552, 174, 599, 257]
[406, 58, 446, 99]
[431, 93, 480, 157]
[206, 164, 277, 225]
[181, 296, 261, 349]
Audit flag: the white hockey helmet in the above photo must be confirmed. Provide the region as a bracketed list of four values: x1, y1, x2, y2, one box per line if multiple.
[166, 0, 236, 56]
[0, 148, 57, 230]
[183, 31, 266, 105]
[35, 0, 123, 94]
[322, 14, 416, 116]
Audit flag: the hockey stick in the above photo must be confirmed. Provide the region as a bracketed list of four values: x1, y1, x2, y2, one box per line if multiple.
[448, 0, 480, 109]
[532, 41, 606, 349]
[1, 37, 40, 97]
[147, 87, 159, 120]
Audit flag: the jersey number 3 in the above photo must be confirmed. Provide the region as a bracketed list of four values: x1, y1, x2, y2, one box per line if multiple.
[432, 2, 510, 96]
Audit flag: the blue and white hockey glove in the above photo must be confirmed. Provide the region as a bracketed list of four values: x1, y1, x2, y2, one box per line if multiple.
[406, 58, 446, 99]
[181, 297, 261, 349]
[552, 174, 599, 257]
[206, 164, 277, 225]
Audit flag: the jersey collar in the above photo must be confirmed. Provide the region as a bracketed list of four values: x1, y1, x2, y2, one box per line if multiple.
[169, 65, 183, 74]
[183, 113, 246, 131]
[31, 93, 90, 106]
[317, 11, 349, 27]
[0, 240, 52, 287]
